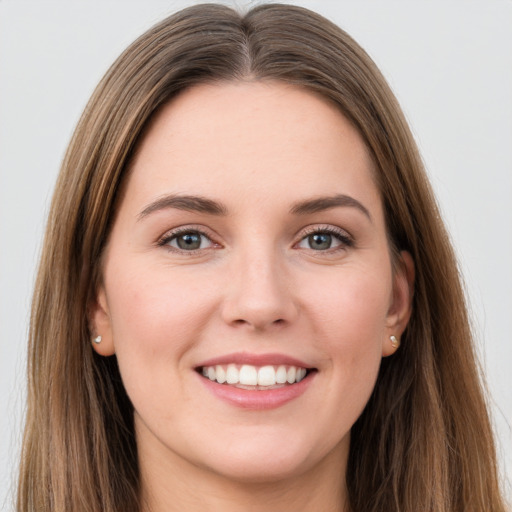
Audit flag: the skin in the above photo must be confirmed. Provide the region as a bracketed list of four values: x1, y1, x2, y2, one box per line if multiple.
[91, 81, 414, 512]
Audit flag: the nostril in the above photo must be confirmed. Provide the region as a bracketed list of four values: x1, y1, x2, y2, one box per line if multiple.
[230, 318, 286, 328]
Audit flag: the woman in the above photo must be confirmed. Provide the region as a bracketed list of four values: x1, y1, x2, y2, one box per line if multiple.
[16, 3, 507, 511]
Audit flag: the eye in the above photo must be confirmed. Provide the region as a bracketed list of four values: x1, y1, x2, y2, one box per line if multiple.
[297, 227, 353, 251]
[159, 229, 216, 252]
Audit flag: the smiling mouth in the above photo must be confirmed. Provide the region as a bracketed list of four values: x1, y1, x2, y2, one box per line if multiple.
[197, 364, 315, 390]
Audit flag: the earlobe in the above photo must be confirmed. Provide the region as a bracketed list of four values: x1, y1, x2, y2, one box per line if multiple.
[382, 250, 415, 357]
[89, 287, 116, 356]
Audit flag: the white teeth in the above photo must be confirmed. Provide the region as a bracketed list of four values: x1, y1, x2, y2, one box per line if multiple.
[215, 365, 226, 384]
[276, 365, 287, 384]
[296, 368, 307, 382]
[200, 363, 310, 387]
[239, 365, 258, 385]
[257, 365, 276, 386]
[226, 364, 239, 384]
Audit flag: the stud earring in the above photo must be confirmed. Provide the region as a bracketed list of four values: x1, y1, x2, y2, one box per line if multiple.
[390, 335, 400, 350]
[93, 335, 102, 344]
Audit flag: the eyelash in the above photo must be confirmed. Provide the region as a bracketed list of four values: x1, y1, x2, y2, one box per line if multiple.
[157, 225, 218, 254]
[157, 225, 354, 254]
[298, 225, 354, 252]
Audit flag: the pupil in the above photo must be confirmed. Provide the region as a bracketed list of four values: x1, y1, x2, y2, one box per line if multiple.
[309, 233, 331, 250]
[177, 233, 201, 250]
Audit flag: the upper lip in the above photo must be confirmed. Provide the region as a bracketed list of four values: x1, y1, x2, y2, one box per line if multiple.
[196, 352, 314, 369]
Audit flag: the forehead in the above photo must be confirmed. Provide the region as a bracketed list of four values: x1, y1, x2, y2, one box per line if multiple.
[125, 81, 380, 214]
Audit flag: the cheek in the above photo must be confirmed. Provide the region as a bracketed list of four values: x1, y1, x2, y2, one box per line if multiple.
[303, 263, 390, 409]
[304, 264, 391, 350]
[104, 262, 219, 375]
[289, 265, 391, 454]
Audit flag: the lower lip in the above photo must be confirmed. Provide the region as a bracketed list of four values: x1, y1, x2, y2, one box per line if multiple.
[197, 372, 315, 410]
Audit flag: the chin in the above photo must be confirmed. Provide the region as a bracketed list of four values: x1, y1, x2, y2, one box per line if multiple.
[196, 429, 345, 485]
[205, 452, 313, 484]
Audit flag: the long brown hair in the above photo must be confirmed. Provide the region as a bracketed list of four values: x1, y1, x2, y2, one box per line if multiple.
[17, 4, 507, 511]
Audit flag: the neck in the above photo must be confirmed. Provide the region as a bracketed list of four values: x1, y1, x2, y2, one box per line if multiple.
[138, 435, 349, 512]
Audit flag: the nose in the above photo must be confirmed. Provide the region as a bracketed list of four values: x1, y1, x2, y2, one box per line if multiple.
[221, 248, 299, 331]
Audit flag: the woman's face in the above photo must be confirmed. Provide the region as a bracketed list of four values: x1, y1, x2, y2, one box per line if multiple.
[92, 82, 413, 484]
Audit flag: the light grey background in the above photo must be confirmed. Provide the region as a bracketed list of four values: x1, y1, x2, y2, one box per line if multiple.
[1, 1, 511, 509]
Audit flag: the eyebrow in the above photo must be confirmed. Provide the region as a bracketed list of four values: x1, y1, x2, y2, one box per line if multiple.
[137, 193, 371, 221]
[290, 194, 372, 221]
[138, 194, 228, 220]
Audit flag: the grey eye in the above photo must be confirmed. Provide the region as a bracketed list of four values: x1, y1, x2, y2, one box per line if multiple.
[170, 232, 209, 250]
[178, 233, 201, 250]
[297, 229, 349, 252]
[307, 233, 332, 250]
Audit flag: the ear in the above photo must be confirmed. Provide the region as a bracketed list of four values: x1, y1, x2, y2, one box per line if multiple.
[89, 286, 116, 356]
[382, 250, 415, 357]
